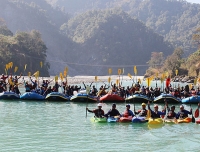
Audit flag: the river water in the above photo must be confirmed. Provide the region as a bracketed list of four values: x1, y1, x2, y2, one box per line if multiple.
[0, 101, 199, 152]
[0, 80, 199, 151]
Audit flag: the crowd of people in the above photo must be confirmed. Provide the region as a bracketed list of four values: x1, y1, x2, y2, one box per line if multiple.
[87, 101, 195, 121]
[0, 73, 200, 99]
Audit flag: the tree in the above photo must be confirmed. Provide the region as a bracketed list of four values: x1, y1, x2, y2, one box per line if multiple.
[192, 27, 200, 49]
[162, 48, 184, 76]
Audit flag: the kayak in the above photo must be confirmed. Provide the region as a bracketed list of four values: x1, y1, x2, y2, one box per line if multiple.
[177, 117, 192, 123]
[148, 118, 163, 125]
[132, 116, 148, 123]
[163, 118, 177, 124]
[90, 117, 107, 123]
[107, 117, 119, 123]
[196, 118, 200, 124]
[119, 116, 132, 123]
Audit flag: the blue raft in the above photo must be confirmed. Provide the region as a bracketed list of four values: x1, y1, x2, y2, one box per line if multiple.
[153, 94, 181, 103]
[20, 92, 45, 100]
[0, 91, 20, 100]
[45, 92, 70, 101]
[181, 96, 200, 104]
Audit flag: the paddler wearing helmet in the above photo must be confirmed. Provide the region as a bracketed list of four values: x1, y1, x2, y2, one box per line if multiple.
[176, 105, 192, 119]
[166, 105, 177, 119]
[134, 103, 147, 117]
[104, 103, 121, 118]
[148, 101, 166, 119]
[122, 104, 135, 117]
[86, 103, 105, 118]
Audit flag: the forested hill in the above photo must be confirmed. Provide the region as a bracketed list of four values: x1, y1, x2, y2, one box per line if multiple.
[60, 9, 174, 75]
[0, 0, 180, 75]
[0, 0, 74, 75]
[47, 0, 200, 55]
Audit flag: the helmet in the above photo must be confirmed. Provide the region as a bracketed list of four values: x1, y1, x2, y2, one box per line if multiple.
[141, 103, 146, 106]
[171, 105, 175, 109]
[112, 103, 116, 107]
[97, 103, 102, 107]
[126, 104, 130, 107]
[154, 104, 158, 108]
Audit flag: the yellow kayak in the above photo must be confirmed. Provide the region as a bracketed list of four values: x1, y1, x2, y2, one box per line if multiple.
[148, 118, 163, 125]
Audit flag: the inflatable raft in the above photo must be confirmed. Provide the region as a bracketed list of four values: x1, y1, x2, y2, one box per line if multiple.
[0, 91, 20, 100]
[100, 94, 124, 103]
[20, 92, 45, 100]
[119, 116, 132, 123]
[70, 93, 97, 102]
[125, 94, 152, 103]
[153, 94, 181, 103]
[90, 117, 107, 123]
[132, 116, 148, 123]
[181, 96, 200, 104]
[45, 92, 69, 101]
[177, 117, 192, 123]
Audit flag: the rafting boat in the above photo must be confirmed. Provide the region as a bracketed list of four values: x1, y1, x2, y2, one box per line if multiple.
[148, 118, 163, 125]
[90, 117, 107, 123]
[0, 91, 20, 100]
[119, 116, 132, 122]
[125, 94, 152, 103]
[153, 94, 181, 103]
[20, 92, 45, 100]
[45, 92, 70, 101]
[107, 117, 119, 123]
[181, 96, 200, 104]
[70, 93, 97, 102]
[177, 117, 192, 123]
[100, 94, 124, 103]
[132, 116, 148, 123]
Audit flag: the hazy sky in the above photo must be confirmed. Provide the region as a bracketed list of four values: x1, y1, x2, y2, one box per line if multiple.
[186, 0, 200, 4]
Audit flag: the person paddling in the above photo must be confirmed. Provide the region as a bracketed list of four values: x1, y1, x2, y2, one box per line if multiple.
[165, 105, 177, 119]
[122, 104, 135, 117]
[148, 101, 166, 119]
[176, 105, 192, 119]
[104, 103, 121, 118]
[134, 103, 147, 117]
[86, 103, 104, 118]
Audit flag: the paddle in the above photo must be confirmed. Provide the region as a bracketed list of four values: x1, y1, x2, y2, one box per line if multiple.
[194, 103, 200, 118]
[146, 101, 151, 120]
[86, 85, 91, 118]
[190, 104, 195, 123]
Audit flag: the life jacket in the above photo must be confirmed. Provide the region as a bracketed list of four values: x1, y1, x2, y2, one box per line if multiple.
[138, 109, 147, 117]
[123, 110, 129, 117]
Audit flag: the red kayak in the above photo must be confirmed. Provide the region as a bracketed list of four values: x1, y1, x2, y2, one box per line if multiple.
[119, 116, 133, 123]
[100, 94, 124, 102]
[196, 118, 200, 124]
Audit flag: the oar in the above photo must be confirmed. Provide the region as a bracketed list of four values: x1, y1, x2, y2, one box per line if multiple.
[194, 103, 200, 118]
[146, 101, 151, 120]
[86, 86, 91, 118]
[190, 104, 195, 123]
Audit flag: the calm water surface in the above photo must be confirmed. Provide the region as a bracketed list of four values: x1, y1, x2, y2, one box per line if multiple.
[0, 80, 199, 152]
[0, 101, 200, 152]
